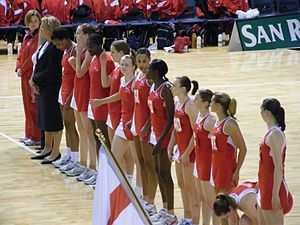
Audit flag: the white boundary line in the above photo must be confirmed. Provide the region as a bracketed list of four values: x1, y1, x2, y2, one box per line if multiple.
[0, 131, 37, 155]
[209, 80, 300, 89]
[0, 95, 22, 99]
[0, 131, 94, 190]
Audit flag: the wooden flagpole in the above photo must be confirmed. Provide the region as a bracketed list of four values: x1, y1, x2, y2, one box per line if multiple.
[95, 129, 153, 225]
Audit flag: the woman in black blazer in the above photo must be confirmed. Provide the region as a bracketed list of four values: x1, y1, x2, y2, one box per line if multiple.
[31, 16, 63, 164]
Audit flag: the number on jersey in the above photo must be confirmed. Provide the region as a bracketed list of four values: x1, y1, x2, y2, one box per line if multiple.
[134, 89, 140, 104]
[148, 99, 154, 113]
[211, 135, 218, 151]
[174, 117, 182, 132]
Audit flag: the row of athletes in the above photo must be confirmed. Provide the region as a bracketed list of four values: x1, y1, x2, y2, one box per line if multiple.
[17, 13, 293, 225]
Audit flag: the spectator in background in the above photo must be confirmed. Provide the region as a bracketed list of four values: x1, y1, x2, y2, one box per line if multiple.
[69, 0, 95, 23]
[41, 0, 70, 24]
[195, 0, 248, 18]
[16, 9, 41, 146]
[92, 0, 121, 22]
[41, 0, 94, 24]
[0, 0, 40, 26]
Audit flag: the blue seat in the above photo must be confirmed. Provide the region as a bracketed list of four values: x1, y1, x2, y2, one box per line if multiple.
[250, 0, 276, 15]
[276, 0, 300, 13]
[176, 0, 196, 18]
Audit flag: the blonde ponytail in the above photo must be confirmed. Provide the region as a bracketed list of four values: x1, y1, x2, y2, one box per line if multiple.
[228, 98, 237, 117]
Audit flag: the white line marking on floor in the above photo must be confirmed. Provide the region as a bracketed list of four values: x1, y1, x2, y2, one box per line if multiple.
[0, 95, 22, 99]
[0, 131, 37, 155]
[0, 131, 94, 191]
[209, 80, 300, 89]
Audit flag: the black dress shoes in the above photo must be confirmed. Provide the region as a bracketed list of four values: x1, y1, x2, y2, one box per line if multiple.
[41, 154, 61, 165]
[30, 151, 51, 160]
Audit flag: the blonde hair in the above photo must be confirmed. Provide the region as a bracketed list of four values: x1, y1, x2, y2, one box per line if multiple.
[213, 92, 237, 117]
[38, 16, 61, 46]
[24, 9, 41, 27]
[121, 52, 136, 68]
[41, 16, 61, 35]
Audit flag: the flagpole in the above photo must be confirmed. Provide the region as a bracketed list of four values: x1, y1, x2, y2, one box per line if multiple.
[95, 129, 153, 225]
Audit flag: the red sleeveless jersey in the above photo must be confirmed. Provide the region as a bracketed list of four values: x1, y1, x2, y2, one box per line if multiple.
[194, 113, 213, 181]
[89, 55, 115, 121]
[61, 47, 76, 104]
[73, 51, 90, 112]
[174, 99, 195, 162]
[119, 77, 135, 140]
[132, 73, 151, 141]
[211, 117, 237, 190]
[147, 82, 172, 149]
[258, 127, 293, 214]
[108, 66, 123, 129]
[229, 181, 257, 205]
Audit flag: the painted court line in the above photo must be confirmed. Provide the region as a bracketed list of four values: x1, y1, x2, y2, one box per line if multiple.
[0, 95, 22, 99]
[0, 131, 37, 155]
[0, 131, 95, 191]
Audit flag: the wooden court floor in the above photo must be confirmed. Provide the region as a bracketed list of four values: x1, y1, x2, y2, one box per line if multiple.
[0, 47, 299, 225]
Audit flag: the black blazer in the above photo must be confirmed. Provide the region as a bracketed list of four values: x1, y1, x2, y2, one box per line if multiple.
[33, 42, 63, 89]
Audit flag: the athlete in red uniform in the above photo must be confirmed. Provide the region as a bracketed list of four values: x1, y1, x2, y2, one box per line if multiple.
[210, 92, 247, 194]
[213, 181, 258, 225]
[131, 48, 157, 205]
[146, 59, 174, 212]
[16, 10, 41, 145]
[258, 98, 293, 225]
[167, 76, 199, 224]
[91, 55, 138, 190]
[87, 33, 115, 148]
[192, 89, 216, 225]
[52, 27, 79, 164]
[107, 67, 122, 131]
[68, 24, 96, 169]
[93, 40, 130, 144]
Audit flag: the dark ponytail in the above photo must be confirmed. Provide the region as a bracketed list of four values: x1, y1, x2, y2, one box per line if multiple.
[261, 98, 286, 131]
[198, 89, 214, 107]
[136, 47, 151, 59]
[191, 80, 199, 95]
[149, 59, 168, 81]
[177, 76, 199, 95]
[213, 193, 237, 217]
[276, 107, 286, 131]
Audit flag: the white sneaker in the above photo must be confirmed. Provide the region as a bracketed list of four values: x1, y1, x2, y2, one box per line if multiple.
[52, 151, 71, 168]
[65, 163, 86, 177]
[141, 200, 157, 216]
[59, 160, 75, 172]
[76, 168, 90, 181]
[84, 173, 97, 185]
[150, 208, 169, 222]
[153, 213, 177, 225]
[177, 218, 192, 225]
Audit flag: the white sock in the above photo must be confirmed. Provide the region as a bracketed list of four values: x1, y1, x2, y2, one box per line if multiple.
[134, 186, 143, 199]
[64, 148, 71, 156]
[71, 151, 79, 162]
[127, 174, 134, 186]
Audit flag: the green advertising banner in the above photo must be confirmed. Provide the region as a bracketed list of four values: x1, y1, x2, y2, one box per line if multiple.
[229, 13, 300, 51]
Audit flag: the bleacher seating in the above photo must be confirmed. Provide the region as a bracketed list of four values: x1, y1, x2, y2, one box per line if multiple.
[276, 0, 300, 13]
[0, 0, 299, 48]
